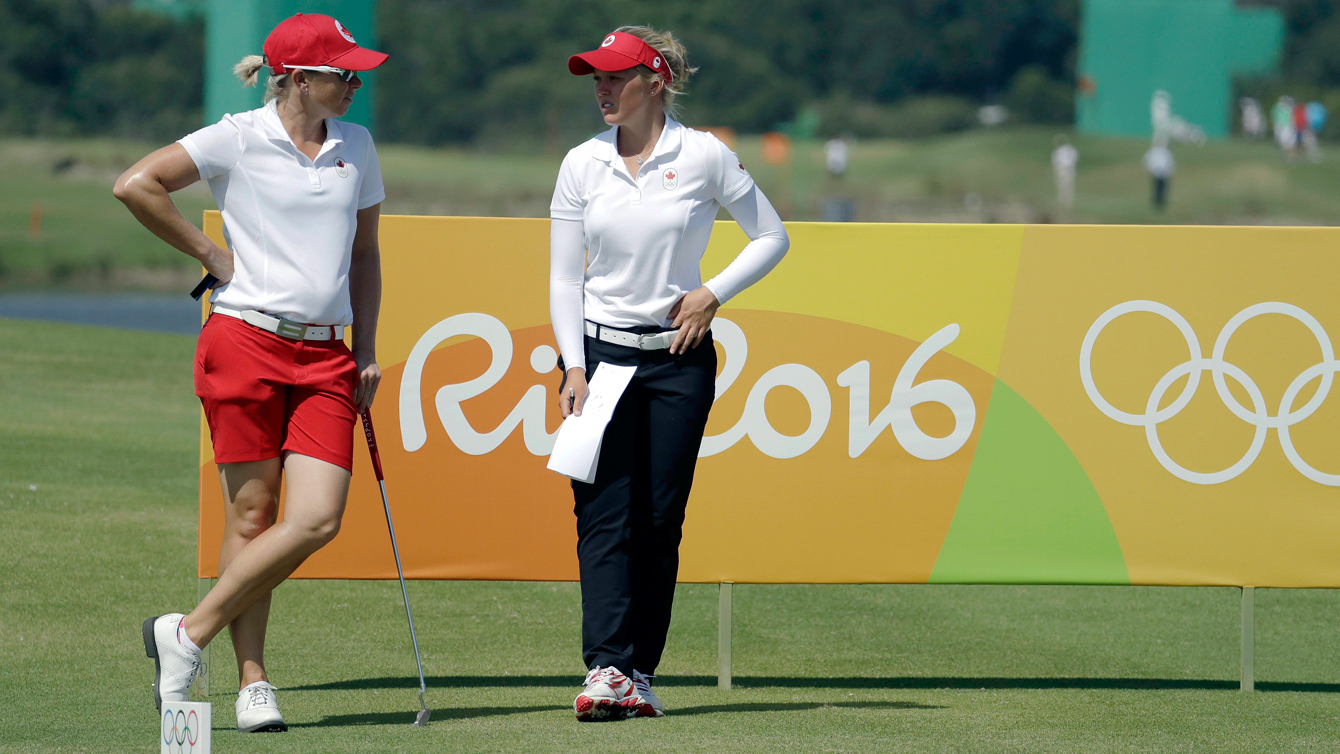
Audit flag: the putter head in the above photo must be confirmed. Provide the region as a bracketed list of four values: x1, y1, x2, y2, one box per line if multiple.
[413, 708, 431, 727]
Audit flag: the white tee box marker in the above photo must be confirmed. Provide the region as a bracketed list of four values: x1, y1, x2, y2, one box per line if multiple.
[547, 363, 636, 483]
[161, 701, 210, 754]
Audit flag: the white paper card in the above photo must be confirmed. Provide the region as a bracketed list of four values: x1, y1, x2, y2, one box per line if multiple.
[161, 701, 210, 753]
[547, 362, 637, 483]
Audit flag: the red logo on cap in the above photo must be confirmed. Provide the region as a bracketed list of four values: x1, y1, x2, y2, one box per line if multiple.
[335, 20, 356, 43]
[602, 34, 616, 48]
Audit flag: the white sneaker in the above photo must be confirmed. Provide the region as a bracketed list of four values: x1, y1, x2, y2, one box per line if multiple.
[629, 670, 665, 717]
[573, 666, 639, 722]
[141, 614, 201, 711]
[236, 681, 287, 732]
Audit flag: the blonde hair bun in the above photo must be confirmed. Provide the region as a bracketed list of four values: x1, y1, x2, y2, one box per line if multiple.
[615, 26, 698, 116]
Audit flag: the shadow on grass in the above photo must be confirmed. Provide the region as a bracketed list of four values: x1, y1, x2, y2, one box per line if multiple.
[287, 701, 939, 727]
[674, 700, 944, 716]
[288, 675, 1340, 694]
[288, 705, 567, 727]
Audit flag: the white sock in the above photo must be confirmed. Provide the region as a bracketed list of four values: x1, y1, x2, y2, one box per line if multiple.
[176, 618, 202, 655]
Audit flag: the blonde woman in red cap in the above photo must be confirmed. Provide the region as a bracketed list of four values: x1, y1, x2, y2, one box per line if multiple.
[114, 13, 387, 733]
[551, 26, 790, 721]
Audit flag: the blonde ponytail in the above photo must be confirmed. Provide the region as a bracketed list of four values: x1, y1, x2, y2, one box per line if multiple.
[233, 55, 265, 87]
[233, 54, 290, 103]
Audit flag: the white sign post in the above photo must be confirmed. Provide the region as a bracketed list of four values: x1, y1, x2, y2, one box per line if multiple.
[161, 701, 210, 754]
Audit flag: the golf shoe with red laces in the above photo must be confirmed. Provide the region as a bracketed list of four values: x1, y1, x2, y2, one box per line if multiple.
[574, 666, 640, 721]
[236, 680, 288, 732]
[629, 670, 664, 717]
[142, 614, 202, 711]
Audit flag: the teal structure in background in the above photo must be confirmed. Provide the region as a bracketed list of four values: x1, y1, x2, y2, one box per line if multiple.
[131, 0, 204, 19]
[204, 0, 379, 130]
[1076, 0, 1283, 140]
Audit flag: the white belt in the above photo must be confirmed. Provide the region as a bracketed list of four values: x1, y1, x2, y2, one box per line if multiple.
[585, 320, 679, 350]
[212, 305, 344, 342]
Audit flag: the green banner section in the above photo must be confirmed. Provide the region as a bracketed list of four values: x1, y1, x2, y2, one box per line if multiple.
[931, 380, 1129, 585]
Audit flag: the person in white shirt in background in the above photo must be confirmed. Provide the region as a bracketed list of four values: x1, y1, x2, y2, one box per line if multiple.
[113, 13, 386, 734]
[1143, 144, 1175, 211]
[1051, 135, 1078, 209]
[1240, 97, 1266, 139]
[551, 26, 789, 722]
[824, 136, 850, 177]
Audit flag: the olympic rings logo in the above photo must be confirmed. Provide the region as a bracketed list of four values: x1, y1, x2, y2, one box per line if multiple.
[1081, 301, 1340, 486]
[162, 708, 199, 753]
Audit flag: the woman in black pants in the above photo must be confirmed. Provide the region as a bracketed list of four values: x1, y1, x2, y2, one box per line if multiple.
[550, 26, 789, 721]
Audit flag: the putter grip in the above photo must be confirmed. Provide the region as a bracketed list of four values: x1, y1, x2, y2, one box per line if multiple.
[190, 273, 218, 301]
[361, 410, 386, 481]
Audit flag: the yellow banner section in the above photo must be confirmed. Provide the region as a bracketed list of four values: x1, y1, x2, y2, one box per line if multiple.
[199, 214, 1340, 586]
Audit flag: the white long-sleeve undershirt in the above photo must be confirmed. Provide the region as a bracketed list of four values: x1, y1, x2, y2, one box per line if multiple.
[550, 185, 789, 371]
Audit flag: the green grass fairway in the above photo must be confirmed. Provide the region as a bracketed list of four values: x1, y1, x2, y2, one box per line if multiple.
[9, 128, 1340, 290]
[4, 317, 1340, 752]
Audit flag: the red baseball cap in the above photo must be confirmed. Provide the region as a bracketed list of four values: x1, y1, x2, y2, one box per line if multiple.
[568, 32, 672, 83]
[263, 13, 388, 75]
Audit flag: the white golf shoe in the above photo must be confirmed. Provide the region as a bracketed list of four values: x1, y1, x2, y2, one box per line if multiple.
[629, 670, 664, 717]
[573, 666, 639, 722]
[236, 681, 287, 732]
[141, 614, 201, 711]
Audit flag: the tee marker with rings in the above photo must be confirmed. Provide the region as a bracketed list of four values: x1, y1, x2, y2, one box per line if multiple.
[1080, 300, 1340, 486]
[160, 701, 210, 753]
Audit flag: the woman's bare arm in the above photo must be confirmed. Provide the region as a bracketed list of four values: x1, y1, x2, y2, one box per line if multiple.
[349, 204, 383, 411]
[112, 143, 234, 283]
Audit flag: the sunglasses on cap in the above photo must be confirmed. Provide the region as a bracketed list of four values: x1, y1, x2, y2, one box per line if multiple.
[284, 65, 358, 82]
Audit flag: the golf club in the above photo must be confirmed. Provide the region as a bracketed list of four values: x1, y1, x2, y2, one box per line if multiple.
[190, 273, 218, 301]
[360, 408, 432, 727]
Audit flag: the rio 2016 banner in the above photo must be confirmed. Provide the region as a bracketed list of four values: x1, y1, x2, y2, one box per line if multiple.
[199, 215, 1340, 587]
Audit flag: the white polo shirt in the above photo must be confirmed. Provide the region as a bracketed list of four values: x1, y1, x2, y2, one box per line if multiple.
[179, 100, 385, 325]
[550, 116, 756, 328]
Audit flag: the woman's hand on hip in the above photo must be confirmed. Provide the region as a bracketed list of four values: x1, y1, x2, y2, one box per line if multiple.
[353, 352, 381, 412]
[203, 245, 235, 286]
[560, 367, 589, 418]
[669, 287, 720, 355]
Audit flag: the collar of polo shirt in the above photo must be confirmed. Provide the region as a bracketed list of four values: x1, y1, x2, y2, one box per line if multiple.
[591, 116, 685, 169]
[260, 100, 345, 158]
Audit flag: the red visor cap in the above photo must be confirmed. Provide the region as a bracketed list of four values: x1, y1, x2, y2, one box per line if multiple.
[264, 13, 388, 76]
[568, 32, 672, 84]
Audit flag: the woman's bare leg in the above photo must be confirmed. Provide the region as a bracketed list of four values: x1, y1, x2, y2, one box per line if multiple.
[216, 458, 283, 690]
[182, 453, 351, 649]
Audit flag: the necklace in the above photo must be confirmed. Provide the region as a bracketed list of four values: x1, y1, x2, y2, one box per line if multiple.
[621, 132, 655, 166]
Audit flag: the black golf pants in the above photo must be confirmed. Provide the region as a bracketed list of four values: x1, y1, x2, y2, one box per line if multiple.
[573, 326, 716, 676]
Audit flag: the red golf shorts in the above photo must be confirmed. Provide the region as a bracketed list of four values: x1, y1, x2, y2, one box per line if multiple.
[194, 314, 358, 472]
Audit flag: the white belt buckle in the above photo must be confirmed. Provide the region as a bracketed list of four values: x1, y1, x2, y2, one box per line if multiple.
[274, 319, 308, 340]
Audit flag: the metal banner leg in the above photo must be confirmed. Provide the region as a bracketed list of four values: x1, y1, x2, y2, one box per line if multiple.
[192, 577, 214, 698]
[1240, 586, 1255, 693]
[718, 581, 733, 690]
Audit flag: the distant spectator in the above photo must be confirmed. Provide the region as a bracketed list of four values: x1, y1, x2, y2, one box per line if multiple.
[1240, 97, 1265, 139]
[1051, 135, 1078, 209]
[1305, 101, 1328, 163]
[1307, 101, 1328, 136]
[824, 136, 850, 177]
[1143, 145, 1175, 211]
[1273, 96, 1298, 159]
[1150, 90, 1205, 148]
